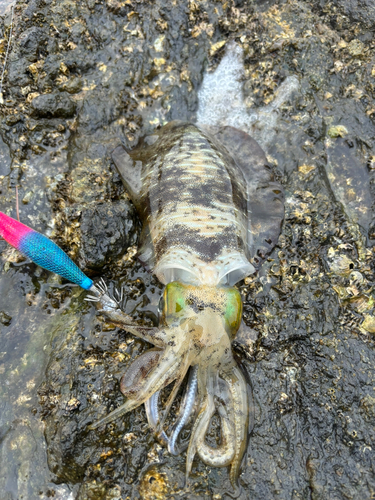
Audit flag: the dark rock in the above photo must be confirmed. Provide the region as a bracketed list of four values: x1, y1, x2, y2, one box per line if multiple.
[63, 50, 96, 73]
[338, 0, 375, 28]
[7, 58, 32, 87]
[77, 92, 121, 134]
[0, 134, 11, 177]
[70, 22, 87, 43]
[23, 0, 44, 20]
[18, 27, 46, 62]
[318, 0, 375, 29]
[31, 92, 77, 119]
[60, 77, 83, 94]
[78, 200, 138, 272]
[43, 54, 64, 80]
[46, 37, 59, 55]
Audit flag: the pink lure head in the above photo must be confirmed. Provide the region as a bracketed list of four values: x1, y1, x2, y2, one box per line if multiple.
[0, 211, 34, 249]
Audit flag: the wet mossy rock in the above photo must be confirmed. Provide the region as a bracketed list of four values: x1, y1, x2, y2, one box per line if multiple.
[78, 200, 138, 272]
[18, 26, 47, 62]
[320, 0, 375, 30]
[31, 91, 77, 119]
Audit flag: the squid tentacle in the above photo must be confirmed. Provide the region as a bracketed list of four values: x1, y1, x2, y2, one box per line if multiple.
[197, 377, 235, 467]
[185, 370, 216, 480]
[144, 391, 169, 446]
[98, 307, 169, 348]
[120, 349, 161, 397]
[197, 404, 235, 467]
[158, 348, 193, 431]
[221, 365, 249, 489]
[120, 349, 169, 444]
[168, 365, 198, 456]
[89, 348, 181, 430]
[146, 362, 198, 452]
[185, 394, 215, 481]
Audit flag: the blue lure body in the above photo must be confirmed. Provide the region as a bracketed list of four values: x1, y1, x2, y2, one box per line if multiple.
[0, 211, 93, 290]
[20, 231, 93, 290]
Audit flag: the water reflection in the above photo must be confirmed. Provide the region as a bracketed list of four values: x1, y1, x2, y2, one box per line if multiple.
[0, 0, 14, 16]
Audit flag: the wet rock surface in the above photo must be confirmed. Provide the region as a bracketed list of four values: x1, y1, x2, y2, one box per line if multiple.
[31, 91, 77, 119]
[0, 0, 375, 499]
[313, 0, 375, 30]
[78, 200, 138, 272]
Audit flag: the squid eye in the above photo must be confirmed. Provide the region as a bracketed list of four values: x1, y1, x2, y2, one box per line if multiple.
[224, 288, 243, 336]
[161, 281, 187, 325]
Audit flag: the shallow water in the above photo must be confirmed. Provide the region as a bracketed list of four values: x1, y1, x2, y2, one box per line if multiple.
[0, 1, 14, 16]
[0, 0, 375, 499]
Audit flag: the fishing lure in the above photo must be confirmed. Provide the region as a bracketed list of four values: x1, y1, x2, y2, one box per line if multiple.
[0, 212, 117, 310]
[0, 121, 284, 490]
[0, 211, 93, 290]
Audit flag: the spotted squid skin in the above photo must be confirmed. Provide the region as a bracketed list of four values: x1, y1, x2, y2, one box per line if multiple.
[113, 121, 257, 286]
[148, 124, 248, 273]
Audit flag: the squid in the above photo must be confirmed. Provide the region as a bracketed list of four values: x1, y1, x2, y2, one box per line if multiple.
[88, 121, 284, 488]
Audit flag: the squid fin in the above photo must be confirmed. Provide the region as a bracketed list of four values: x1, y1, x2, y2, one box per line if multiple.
[212, 126, 284, 270]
